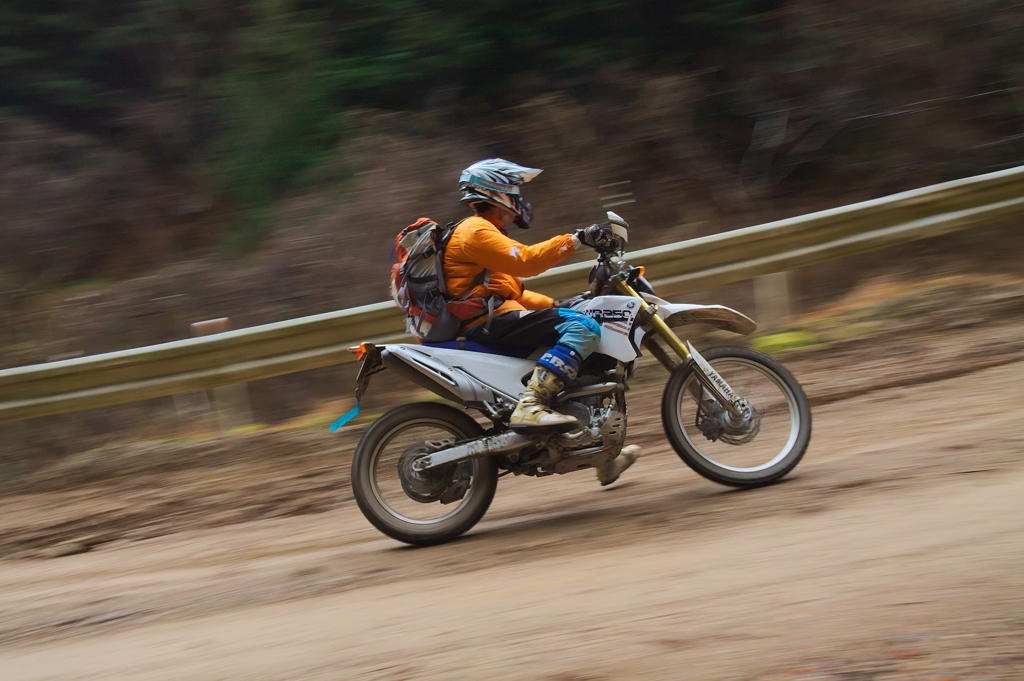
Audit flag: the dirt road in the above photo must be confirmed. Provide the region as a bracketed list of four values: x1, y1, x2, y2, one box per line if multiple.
[2, 348, 1023, 679]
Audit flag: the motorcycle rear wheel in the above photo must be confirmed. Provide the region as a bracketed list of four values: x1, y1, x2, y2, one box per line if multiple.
[351, 402, 498, 546]
[661, 346, 811, 488]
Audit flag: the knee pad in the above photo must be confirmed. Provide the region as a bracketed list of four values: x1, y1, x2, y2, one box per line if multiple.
[555, 309, 601, 357]
[537, 345, 583, 384]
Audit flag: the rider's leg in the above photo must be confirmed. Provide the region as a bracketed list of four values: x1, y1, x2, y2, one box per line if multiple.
[468, 309, 600, 432]
[546, 310, 637, 481]
[511, 344, 584, 432]
[469, 309, 638, 480]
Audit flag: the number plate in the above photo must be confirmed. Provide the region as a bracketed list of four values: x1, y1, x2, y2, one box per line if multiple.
[686, 342, 741, 405]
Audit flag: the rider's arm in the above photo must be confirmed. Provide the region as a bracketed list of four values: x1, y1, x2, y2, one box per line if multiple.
[461, 224, 576, 278]
[517, 290, 555, 309]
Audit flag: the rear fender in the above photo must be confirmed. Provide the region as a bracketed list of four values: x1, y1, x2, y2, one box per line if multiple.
[382, 344, 533, 405]
[381, 346, 465, 405]
[354, 343, 384, 401]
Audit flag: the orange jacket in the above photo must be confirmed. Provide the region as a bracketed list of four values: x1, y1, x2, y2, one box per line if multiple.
[444, 216, 576, 330]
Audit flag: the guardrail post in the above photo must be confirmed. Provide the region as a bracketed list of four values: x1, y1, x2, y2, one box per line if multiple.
[753, 271, 792, 330]
[187, 318, 253, 433]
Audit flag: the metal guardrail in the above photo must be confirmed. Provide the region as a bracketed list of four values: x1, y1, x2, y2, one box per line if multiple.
[2, 165, 1023, 422]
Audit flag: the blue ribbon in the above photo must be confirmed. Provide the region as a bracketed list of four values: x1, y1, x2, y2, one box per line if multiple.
[329, 404, 361, 433]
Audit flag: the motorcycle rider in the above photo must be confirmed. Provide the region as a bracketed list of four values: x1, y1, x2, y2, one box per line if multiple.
[444, 159, 638, 485]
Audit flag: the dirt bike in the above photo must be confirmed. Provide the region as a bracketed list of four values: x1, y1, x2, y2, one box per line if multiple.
[346, 212, 812, 545]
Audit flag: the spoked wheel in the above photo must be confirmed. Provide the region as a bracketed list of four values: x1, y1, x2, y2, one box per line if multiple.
[661, 346, 811, 488]
[351, 402, 498, 546]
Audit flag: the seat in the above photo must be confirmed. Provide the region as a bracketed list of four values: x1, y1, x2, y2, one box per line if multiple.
[423, 340, 535, 359]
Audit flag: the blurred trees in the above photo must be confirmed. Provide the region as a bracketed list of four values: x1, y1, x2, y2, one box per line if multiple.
[1, 1, 776, 116]
[0, 0, 777, 241]
[1, 1, 1023, 258]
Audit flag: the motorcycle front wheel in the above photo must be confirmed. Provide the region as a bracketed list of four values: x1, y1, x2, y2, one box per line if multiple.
[351, 402, 498, 546]
[661, 346, 811, 488]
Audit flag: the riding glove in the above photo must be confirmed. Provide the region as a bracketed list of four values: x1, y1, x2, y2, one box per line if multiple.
[574, 223, 618, 250]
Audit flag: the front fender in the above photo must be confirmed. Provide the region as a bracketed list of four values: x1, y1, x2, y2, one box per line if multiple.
[640, 294, 757, 336]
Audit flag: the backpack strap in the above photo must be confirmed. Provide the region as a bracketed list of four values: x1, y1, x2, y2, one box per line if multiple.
[433, 218, 468, 297]
[442, 218, 467, 245]
[482, 295, 498, 334]
[462, 269, 501, 332]
[440, 218, 503, 332]
[460, 268, 491, 300]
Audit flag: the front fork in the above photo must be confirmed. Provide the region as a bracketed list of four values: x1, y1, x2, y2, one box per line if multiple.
[617, 281, 747, 419]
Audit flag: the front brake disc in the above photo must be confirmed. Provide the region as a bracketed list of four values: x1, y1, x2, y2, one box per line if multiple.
[719, 400, 761, 445]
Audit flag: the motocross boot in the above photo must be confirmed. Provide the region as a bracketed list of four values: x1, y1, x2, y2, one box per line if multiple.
[596, 445, 639, 486]
[509, 366, 579, 433]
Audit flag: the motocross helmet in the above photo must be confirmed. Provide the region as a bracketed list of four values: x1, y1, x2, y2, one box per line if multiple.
[459, 158, 542, 229]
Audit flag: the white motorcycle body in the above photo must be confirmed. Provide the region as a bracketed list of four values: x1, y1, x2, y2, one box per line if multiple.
[347, 211, 811, 548]
[381, 295, 755, 407]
